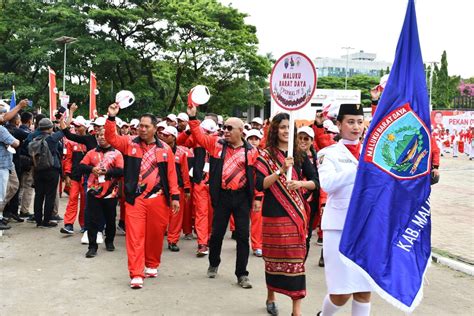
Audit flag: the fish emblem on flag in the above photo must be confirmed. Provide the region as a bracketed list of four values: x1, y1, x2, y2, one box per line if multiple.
[364, 103, 430, 179]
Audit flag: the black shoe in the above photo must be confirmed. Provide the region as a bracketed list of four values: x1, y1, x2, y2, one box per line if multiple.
[9, 214, 24, 223]
[266, 301, 279, 315]
[316, 237, 323, 246]
[168, 243, 180, 252]
[86, 248, 97, 258]
[105, 243, 115, 251]
[50, 215, 63, 222]
[318, 249, 325, 267]
[60, 224, 74, 234]
[0, 221, 11, 230]
[1, 217, 10, 225]
[38, 221, 58, 228]
[19, 212, 33, 218]
[207, 266, 218, 278]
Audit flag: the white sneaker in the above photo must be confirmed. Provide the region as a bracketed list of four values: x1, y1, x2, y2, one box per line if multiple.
[81, 231, 89, 244]
[144, 267, 158, 278]
[96, 232, 104, 244]
[130, 277, 143, 289]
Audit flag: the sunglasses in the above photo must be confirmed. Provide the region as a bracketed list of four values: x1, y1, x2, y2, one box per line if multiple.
[298, 136, 311, 142]
[223, 125, 235, 132]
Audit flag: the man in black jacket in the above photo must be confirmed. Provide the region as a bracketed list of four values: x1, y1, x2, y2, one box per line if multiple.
[187, 104, 258, 289]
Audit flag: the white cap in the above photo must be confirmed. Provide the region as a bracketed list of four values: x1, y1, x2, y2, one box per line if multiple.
[166, 114, 178, 123]
[251, 117, 263, 126]
[157, 121, 168, 129]
[200, 119, 218, 133]
[245, 129, 263, 140]
[244, 123, 251, 130]
[162, 126, 178, 138]
[379, 74, 389, 89]
[327, 125, 339, 134]
[323, 120, 335, 129]
[327, 103, 341, 120]
[72, 116, 87, 127]
[217, 115, 224, 125]
[177, 113, 189, 122]
[297, 126, 315, 139]
[92, 116, 106, 127]
[130, 118, 139, 128]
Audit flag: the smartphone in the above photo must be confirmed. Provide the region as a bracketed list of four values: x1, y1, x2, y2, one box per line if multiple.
[27, 100, 33, 107]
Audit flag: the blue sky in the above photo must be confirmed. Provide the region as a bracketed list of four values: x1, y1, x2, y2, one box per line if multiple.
[219, 0, 473, 78]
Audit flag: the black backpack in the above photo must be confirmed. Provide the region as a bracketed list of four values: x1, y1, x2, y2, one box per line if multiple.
[28, 135, 54, 171]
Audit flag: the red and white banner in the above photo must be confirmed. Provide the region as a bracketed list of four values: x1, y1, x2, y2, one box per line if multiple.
[430, 110, 474, 132]
[89, 71, 99, 119]
[48, 66, 58, 120]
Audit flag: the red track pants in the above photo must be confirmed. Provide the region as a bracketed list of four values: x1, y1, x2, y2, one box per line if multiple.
[182, 186, 194, 235]
[125, 194, 170, 278]
[192, 182, 212, 246]
[167, 188, 186, 244]
[63, 179, 85, 227]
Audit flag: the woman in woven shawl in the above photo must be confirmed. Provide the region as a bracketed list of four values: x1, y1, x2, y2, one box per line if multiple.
[255, 112, 318, 316]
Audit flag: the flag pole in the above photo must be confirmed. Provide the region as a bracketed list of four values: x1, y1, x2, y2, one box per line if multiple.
[286, 111, 295, 180]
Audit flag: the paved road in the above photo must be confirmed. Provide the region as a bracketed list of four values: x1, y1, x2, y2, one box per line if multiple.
[431, 154, 474, 263]
[1, 155, 473, 315]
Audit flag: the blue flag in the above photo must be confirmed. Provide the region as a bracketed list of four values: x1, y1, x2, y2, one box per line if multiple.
[339, 0, 431, 312]
[10, 89, 16, 109]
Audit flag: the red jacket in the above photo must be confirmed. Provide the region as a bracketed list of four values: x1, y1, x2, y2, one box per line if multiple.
[105, 117, 180, 205]
[80, 146, 124, 199]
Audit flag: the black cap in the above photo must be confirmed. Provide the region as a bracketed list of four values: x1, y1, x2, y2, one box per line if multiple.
[337, 104, 364, 120]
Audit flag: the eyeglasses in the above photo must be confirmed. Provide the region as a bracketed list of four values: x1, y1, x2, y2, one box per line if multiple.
[223, 125, 235, 132]
[298, 136, 311, 142]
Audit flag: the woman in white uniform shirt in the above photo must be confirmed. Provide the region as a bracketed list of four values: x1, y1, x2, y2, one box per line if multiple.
[316, 104, 372, 316]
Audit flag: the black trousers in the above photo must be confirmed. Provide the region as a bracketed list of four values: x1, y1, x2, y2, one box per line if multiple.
[209, 189, 250, 279]
[86, 192, 117, 250]
[33, 169, 60, 225]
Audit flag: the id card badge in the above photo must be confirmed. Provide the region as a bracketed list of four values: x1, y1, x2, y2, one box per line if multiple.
[203, 162, 210, 173]
[98, 175, 105, 183]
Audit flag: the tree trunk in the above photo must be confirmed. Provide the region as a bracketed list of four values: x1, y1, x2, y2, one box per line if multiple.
[168, 66, 182, 112]
[116, 64, 125, 89]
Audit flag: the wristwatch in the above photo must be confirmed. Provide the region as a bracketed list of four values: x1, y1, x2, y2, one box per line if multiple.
[275, 169, 281, 176]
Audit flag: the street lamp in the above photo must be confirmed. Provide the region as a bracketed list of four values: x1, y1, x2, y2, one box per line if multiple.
[54, 36, 77, 93]
[427, 61, 439, 111]
[342, 46, 354, 90]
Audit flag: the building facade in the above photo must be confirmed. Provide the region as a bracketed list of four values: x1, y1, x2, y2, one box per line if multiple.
[314, 50, 391, 78]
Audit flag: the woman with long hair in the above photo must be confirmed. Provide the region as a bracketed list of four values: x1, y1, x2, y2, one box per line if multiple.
[316, 104, 372, 316]
[255, 113, 318, 316]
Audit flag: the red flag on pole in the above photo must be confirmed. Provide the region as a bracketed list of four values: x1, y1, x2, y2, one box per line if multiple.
[48, 66, 58, 120]
[89, 71, 98, 119]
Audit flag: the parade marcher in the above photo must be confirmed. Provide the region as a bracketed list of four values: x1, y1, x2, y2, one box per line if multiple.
[79, 128, 124, 258]
[317, 104, 372, 316]
[244, 129, 264, 257]
[176, 112, 189, 133]
[160, 126, 191, 252]
[254, 113, 317, 316]
[296, 126, 322, 262]
[166, 114, 178, 127]
[105, 103, 180, 289]
[452, 130, 460, 158]
[178, 119, 217, 256]
[251, 117, 263, 130]
[187, 103, 258, 289]
[60, 116, 88, 234]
